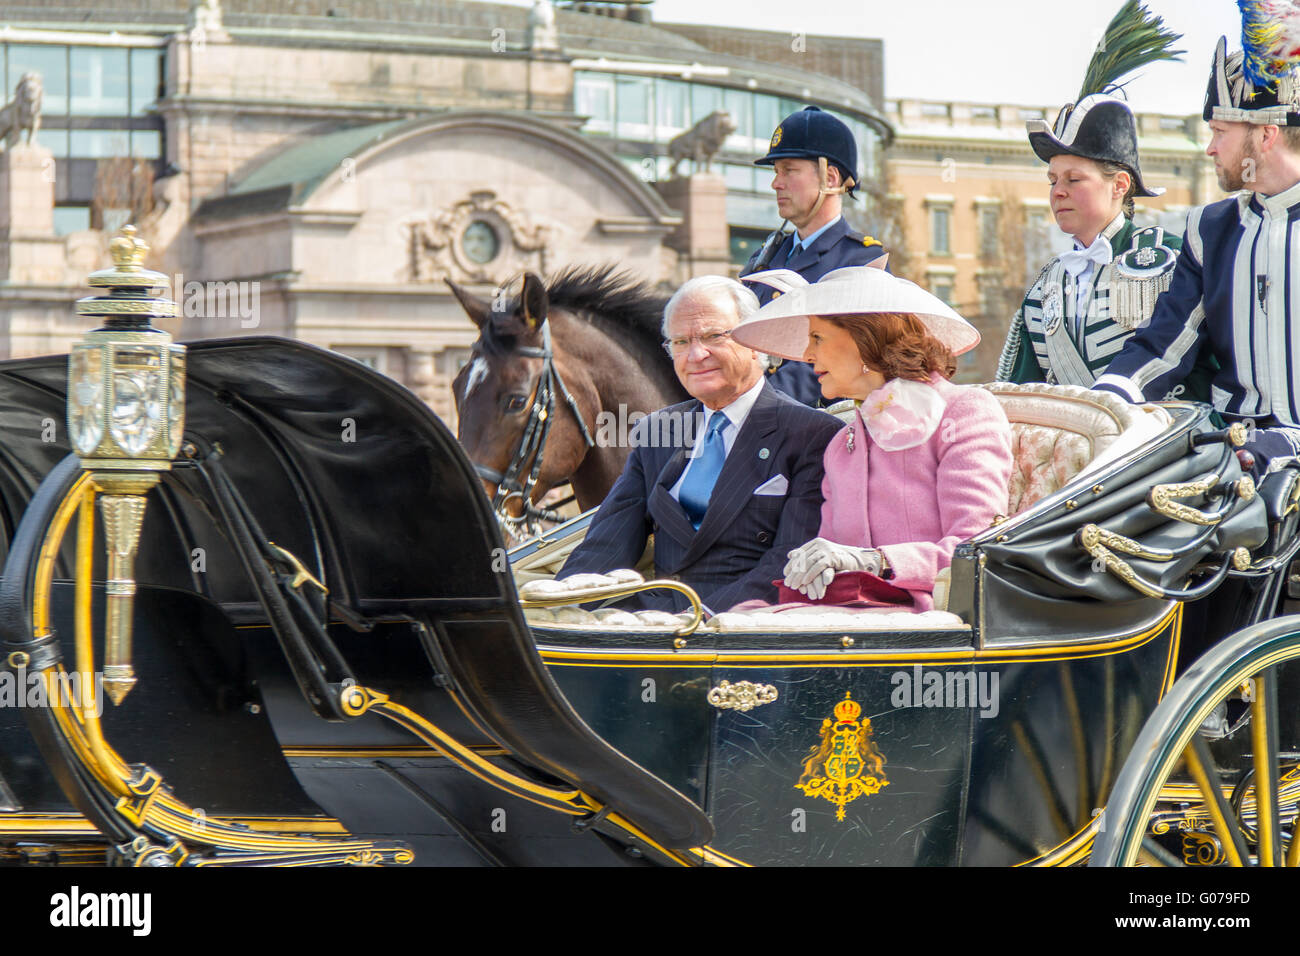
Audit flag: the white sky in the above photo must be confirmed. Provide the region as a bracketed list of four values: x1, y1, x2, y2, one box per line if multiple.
[523, 0, 1248, 115]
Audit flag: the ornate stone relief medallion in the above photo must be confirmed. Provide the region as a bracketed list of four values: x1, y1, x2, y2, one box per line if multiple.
[407, 190, 552, 284]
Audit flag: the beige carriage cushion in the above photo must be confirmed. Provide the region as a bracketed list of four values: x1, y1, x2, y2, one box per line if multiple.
[521, 569, 967, 631]
[707, 607, 967, 630]
[527, 604, 966, 632]
[981, 383, 1171, 516]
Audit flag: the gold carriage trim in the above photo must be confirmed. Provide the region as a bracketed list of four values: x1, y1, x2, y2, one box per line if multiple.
[795, 692, 889, 822]
[707, 680, 778, 712]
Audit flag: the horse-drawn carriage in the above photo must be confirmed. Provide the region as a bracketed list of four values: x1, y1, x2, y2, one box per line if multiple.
[0, 246, 1298, 867]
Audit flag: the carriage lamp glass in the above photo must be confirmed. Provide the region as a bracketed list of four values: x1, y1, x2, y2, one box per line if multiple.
[68, 345, 104, 456]
[67, 340, 186, 465]
[109, 346, 163, 456]
[167, 350, 186, 458]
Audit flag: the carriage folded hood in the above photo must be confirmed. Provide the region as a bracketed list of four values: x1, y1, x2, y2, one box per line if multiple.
[0, 336, 714, 852]
[0, 337, 495, 604]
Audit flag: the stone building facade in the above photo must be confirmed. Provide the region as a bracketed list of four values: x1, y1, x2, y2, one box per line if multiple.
[0, 0, 890, 422]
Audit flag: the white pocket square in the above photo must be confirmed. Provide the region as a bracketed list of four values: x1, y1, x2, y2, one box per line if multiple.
[754, 474, 789, 496]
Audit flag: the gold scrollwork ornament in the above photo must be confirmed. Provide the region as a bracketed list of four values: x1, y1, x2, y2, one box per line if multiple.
[1182, 831, 1226, 866]
[707, 680, 778, 712]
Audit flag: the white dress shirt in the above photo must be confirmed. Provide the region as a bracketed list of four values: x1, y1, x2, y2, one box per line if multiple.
[669, 375, 765, 501]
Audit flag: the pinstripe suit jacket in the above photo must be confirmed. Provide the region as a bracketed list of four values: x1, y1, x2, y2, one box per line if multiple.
[560, 382, 843, 612]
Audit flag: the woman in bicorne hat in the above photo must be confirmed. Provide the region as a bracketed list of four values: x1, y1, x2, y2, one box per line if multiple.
[732, 265, 1012, 612]
[996, 1, 1213, 399]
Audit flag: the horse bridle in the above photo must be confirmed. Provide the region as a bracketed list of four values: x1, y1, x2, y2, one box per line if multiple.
[472, 322, 595, 538]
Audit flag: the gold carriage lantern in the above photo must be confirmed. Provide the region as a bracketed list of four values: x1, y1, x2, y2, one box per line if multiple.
[68, 225, 185, 705]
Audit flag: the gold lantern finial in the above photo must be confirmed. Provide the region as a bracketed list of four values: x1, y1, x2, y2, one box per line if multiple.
[107, 224, 149, 271]
[67, 225, 189, 705]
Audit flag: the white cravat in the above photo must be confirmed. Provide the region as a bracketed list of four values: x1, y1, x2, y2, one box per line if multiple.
[1059, 234, 1112, 329]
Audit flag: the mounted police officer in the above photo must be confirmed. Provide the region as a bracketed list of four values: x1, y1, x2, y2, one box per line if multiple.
[741, 105, 886, 406]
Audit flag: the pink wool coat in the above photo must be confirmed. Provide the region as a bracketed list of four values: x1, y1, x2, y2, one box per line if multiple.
[818, 375, 1012, 612]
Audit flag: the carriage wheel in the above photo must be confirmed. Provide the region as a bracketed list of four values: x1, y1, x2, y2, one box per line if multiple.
[1090, 615, 1300, 866]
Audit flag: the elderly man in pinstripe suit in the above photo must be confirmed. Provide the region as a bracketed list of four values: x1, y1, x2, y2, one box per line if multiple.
[559, 276, 842, 613]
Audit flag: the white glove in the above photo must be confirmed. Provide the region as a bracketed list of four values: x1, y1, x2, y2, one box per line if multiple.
[783, 538, 884, 600]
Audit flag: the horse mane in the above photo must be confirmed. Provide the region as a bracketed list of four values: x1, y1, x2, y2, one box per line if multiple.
[480, 264, 668, 361]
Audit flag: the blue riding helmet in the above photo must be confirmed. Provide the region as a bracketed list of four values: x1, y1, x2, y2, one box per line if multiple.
[754, 106, 858, 195]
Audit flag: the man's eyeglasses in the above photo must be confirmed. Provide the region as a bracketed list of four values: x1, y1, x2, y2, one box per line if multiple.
[663, 330, 733, 357]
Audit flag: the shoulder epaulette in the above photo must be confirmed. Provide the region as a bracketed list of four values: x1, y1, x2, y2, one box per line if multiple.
[844, 229, 882, 248]
[1115, 225, 1178, 280]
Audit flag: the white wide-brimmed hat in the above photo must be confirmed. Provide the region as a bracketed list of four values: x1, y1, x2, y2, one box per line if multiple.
[732, 265, 980, 360]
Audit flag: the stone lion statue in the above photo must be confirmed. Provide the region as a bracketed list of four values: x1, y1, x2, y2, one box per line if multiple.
[0, 73, 43, 151]
[667, 111, 736, 178]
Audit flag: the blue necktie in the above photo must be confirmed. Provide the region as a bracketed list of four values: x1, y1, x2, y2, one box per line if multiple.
[678, 411, 729, 529]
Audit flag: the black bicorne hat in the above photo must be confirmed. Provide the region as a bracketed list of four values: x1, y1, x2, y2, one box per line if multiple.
[1027, 94, 1164, 198]
[754, 106, 859, 194]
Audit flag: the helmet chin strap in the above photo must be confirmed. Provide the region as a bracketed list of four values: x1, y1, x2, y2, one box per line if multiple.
[806, 157, 855, 224]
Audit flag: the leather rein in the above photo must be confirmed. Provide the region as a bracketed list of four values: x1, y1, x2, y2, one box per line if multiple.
[472, 322, 595, 538]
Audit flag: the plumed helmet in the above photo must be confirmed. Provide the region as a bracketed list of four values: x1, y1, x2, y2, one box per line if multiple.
[754, 106, 859, 194]
[1204, 32, 1300, 127]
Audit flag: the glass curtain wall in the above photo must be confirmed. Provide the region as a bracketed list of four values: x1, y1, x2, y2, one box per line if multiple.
[3, 43, 164, 160]
[575, 71, 882, 195]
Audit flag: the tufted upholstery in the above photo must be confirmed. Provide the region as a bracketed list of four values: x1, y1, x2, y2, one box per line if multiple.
[980, 383, 1171, 516]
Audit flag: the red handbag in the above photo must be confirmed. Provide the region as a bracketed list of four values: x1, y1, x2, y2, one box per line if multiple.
[775, 570, 914, 608]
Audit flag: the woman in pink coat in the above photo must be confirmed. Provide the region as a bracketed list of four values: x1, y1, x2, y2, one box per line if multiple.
[732, 265, 1012, 612]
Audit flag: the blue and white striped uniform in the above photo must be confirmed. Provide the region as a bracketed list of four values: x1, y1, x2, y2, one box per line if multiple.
[1095, 180, 1300, 454]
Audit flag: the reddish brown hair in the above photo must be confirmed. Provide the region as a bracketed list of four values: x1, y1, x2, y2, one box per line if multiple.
[821, 311, 955, 381]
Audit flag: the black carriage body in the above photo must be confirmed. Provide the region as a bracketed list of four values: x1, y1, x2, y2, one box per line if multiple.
[537, 591, 1181, 865]
[0, 339, 1274, 866]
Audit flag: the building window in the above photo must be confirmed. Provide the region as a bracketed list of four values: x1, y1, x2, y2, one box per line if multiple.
[130, 47, 163, 116]
[722, 162, 755, 191]
[71, 46, 129, 116]
[53, 205, 90, 235]
[4, 40, 167, 210]
[575, 73, 614, 134]
[929, 205, 952, 255]
[723, 87, 752, 153]
[334, 347, 387, 375]
[614, 75, 652, 140]
[930, 278, 954, 305]
[70, 129, 130, 158]
[690, 84, 722, 128]
[754, 94, 780, 150]
[730, 227, 769, 267]
[655, 77, 689, 139]
[979, 205, 1000, 259]
[977, 273, 1004, 317]
[8, 44, 69, 113]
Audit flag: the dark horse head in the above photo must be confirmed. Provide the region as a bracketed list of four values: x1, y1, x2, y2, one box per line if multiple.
[450, 265, 686, 536]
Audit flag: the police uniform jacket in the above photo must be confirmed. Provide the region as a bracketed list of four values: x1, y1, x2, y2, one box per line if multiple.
[1095, 182, 1300, 449]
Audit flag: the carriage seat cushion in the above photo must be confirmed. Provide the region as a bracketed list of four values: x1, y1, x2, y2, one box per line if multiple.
[981, 383, 1170, 516]
[519, 571, 967, 631]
